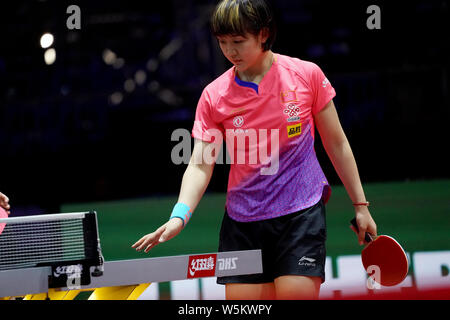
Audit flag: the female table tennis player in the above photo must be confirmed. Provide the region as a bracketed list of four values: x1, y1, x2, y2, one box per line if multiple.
[133, 0, 377, 299]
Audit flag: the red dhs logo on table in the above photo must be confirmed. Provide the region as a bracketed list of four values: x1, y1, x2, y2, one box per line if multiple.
[187, 254, 217, 278]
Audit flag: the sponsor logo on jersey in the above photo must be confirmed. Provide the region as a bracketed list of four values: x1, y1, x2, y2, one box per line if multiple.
[280, 90, 298, 103]
[284, 103, 301, 122]
[233, 116, 244, 128]
[287, 123, 302, 138]
[229, 107, 248, 115]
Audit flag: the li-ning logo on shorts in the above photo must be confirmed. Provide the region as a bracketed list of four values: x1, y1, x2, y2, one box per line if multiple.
[287, 123, 302, 138]
[233, 116, 244, 128]
[187, 254, 217, 278]
[298, 256, 316, 267]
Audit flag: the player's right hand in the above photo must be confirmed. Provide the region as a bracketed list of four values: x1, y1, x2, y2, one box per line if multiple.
[131, 218, 183, 253]
[0, 192, 11, 215]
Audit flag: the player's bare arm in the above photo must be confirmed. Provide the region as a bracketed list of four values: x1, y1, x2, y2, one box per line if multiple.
[314, 100, 377, 244]
[132, 139, 216, 253]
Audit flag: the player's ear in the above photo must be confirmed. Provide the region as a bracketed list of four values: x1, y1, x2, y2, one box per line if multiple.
[259, 28, 269, 47]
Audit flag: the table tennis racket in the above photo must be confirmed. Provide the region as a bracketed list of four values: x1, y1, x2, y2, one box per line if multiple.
[0, 207, 7, 235]
[350, 218, 409, 287]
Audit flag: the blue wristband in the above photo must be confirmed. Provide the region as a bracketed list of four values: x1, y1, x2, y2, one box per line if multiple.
[170, 203, 192, 227]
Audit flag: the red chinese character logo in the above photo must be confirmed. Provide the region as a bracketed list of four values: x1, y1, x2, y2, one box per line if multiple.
[187, 254, 217, 279]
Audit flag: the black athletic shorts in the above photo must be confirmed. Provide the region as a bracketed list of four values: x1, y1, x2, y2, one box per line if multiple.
[217, 200, 326, 284]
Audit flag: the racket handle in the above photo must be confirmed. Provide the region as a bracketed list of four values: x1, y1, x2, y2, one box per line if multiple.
[350, 218, 373, 243]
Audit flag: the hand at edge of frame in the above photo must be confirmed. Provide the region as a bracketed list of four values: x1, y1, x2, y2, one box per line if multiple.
[0, 192, 11, 215]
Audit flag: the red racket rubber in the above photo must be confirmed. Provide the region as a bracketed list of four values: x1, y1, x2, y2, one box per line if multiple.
[350, 218, 409, 286]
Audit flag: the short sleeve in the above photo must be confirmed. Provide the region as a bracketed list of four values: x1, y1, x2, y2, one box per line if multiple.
[309, 63, 336, 115]
[191, 89, 223, 143]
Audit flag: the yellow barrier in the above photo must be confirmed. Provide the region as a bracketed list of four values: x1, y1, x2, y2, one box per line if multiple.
[14, 284, 152, 300]
[23, 289, 83, 300]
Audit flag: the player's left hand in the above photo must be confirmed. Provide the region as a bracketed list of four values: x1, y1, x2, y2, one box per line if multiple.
[132, 218, 184, 253]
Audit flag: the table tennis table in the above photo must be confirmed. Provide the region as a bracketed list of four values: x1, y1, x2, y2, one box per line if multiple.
[0, 211, 262, 300]
[0, 249, 262, 300]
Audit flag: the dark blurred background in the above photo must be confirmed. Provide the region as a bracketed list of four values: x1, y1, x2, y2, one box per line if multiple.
[0, 0, 448, 215]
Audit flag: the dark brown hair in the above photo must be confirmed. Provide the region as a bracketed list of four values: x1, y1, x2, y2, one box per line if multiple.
[211, 0, 277, 51]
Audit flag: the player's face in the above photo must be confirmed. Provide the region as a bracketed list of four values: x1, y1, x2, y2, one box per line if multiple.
[217, 32, 266, 72]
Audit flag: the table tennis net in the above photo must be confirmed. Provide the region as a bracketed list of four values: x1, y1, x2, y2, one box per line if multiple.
[0, 212, 101, 271]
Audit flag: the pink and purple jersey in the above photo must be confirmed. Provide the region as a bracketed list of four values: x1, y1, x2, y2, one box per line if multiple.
[192, 54, 336, 222]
